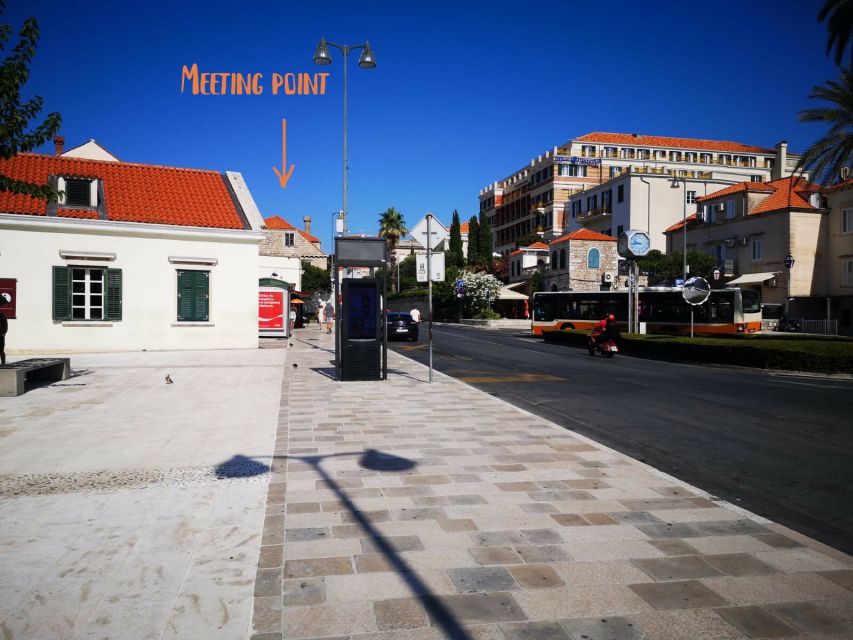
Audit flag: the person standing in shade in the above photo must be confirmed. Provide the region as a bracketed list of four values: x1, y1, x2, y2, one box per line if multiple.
[410, 306, 421, 324]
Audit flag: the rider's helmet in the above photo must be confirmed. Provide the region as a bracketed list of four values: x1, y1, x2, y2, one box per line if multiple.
[607, 313, 616, 323]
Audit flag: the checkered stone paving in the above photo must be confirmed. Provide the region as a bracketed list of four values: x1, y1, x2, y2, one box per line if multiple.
[251, 329, 853, 640]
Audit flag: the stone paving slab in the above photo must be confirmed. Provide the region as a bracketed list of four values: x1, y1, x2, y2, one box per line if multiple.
[0, 346, 285, 639]
[252, 328, 853, 640]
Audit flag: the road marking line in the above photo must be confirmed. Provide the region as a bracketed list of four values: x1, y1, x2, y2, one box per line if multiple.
[457, 373, 565, 383]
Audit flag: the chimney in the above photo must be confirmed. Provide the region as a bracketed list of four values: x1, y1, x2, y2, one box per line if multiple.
[303, 215, 311, 234]
[773, 140, 787, 180]
[54, 135, 65, 156]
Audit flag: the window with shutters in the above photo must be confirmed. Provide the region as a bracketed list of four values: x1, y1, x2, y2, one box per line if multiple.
[53, 266, 122, 321]
[176, 270, 209, 321]
[59, 177, 96, 208]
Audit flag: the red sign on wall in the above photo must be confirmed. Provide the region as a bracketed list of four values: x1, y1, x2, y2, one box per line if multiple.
[0, 278, 16, 319]
[259, 290, 284, 330]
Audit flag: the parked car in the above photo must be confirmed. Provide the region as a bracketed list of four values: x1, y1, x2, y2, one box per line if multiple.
[386, 312, 419, 341]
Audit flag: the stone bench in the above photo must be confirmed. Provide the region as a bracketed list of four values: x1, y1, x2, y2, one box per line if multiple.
[0, 358, 71, 397]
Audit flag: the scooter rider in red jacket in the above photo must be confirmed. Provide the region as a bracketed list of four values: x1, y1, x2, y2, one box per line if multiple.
[590, 313, 616, 348]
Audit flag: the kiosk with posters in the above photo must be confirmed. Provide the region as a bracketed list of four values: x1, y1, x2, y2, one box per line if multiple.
[334, 237, 387, 381]
[258, 277, 290, 338]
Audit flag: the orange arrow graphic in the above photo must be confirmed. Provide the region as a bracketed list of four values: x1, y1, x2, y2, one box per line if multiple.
[272, 118, 295, 188]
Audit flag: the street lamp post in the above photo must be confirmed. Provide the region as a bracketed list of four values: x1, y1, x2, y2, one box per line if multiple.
[313, 38, 376, 235]
[670, 176, 688, 281]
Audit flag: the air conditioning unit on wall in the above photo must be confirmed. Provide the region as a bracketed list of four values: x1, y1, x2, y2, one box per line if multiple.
[738, 237, 748, 247]
[725, 238, 736, 248]
[602, 272, 615, 283]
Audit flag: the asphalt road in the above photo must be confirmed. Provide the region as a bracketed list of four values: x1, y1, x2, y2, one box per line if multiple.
[389, 323, 853, 555]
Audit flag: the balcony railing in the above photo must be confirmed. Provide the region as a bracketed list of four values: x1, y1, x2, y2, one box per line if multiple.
[576, 205, 612, 222]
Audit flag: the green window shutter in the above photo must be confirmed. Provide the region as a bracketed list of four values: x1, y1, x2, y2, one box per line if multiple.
[52, 266, 71, 320]
[177, 270, 195, 321]
[194, 271, 209, 321]
[105, 268, 122, 320]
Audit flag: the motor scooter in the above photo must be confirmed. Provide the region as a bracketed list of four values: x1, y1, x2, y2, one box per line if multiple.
[588, 328, 620, 358]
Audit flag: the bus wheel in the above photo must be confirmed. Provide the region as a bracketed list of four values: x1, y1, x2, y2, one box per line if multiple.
[560, 323, 575, 331]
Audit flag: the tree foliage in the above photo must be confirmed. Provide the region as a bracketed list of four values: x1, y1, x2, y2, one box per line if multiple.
[819, 0, 853, 66]
[0, 0, 62, 199]
[515, 233, 544, 249]
[795, 66, 853, 184]
[301, 262, 330, 294]
[378, 206, 407, 291]
[448, 209, 464, 267]
[637, 250, 716, 285]
[467, 216, 480, 265]
[478, 211, 493, 268]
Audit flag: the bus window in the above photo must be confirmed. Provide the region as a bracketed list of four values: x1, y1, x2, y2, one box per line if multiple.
[533, 296, 557, 321]
[741, 289, 761, 314]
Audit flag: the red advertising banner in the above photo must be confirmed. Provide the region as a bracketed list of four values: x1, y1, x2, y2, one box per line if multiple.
[259, 290, 284, 330]
[0, 278, 16, 319]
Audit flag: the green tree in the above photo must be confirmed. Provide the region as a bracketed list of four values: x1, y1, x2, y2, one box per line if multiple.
[490, 257, 509, 284]
[378, 206, 408, 290]
[478, 211, 493, 268]
[397, 253, 418, 291]
[0, 0, 62, 199]
[448, 209, 464, 267]
[795, 67, 853, 184]
[637, 250, 716, 284]
[467, 216, 480, 265]
[515, 233, 544, 249]
[300, 262, 330, 293]
[819, 0, 853, 66]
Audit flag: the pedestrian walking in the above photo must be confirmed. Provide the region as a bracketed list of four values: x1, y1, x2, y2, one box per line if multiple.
[325, 303, 335, 334]
[0, 305, 7, 366]
[289, 307, 297, 331]
[317, 303, 326, 328]
[410, 306, 421, 324]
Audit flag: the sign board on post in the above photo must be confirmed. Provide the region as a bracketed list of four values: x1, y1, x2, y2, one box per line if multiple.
[416, 252, 445, 282]
[411, 215, 446, 250]
[0, 278, 17, 319]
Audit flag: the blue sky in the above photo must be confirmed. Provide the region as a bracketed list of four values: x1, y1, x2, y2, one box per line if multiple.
[8, 0, 839, 252]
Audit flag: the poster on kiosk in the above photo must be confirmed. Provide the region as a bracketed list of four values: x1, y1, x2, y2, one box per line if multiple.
[259, 286, 289, 338]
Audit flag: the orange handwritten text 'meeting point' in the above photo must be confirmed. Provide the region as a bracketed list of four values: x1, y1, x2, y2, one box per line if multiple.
[180, 64, 329, 96]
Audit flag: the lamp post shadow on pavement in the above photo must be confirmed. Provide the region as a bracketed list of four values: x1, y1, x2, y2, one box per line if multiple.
[215, 449, 474, 640]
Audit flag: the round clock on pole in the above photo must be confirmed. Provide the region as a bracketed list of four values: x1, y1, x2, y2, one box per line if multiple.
[617, 229, 651, 259]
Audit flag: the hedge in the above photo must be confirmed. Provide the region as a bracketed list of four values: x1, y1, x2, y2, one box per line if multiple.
[542, 329, 853, 374]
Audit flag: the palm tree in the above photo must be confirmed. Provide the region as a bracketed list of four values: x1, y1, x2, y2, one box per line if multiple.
[819, 0, 853, 66]
[378, 207, 407, 290]
[796, 67, 853, 184]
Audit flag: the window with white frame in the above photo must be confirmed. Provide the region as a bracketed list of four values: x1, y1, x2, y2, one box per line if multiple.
[751, 238, 762, 261]
[843, 259, 853, 286]
[842, 208, 853, 234]
[71, 267, 104, 319]
[686, 190, 696, 204]
[52, 266, 123, 322]
[750, 175, 763, 182]
[58, 177, 97, 208]
[285, 232, 295, 247]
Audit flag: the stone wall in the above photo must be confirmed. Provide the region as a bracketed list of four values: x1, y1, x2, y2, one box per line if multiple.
[541, 239, 618, 291]
[260, 229, 327, 269]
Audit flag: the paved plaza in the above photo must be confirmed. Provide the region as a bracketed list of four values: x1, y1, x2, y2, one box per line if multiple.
[1, 329, 852, 639]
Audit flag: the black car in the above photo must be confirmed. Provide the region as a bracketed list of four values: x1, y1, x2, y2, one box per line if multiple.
[386, 312, 419, 341]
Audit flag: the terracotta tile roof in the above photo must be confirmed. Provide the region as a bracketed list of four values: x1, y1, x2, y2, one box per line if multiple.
[509, 248, 523, 256]
[575, 132, 775, 154]
[823, 178, 853, 192]
[750, 176, 821, 214]
[526, 241, 550, 250]
[264, 215, 296, 229]
[550, 228, 618, 245]
[664, 213, 701, 233]
[0, 152, 247, 229]
[460, 222, 469, 233]
[696, 182, 774, 202]
[299, 230, 321, 243]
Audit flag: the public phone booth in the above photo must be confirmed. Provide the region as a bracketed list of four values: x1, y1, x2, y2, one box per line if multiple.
[258, 277, 290, 338]
[334, 237, 388, 381]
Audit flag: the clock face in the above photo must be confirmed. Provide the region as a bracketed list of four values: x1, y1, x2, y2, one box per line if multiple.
[629, 232, 650, 256]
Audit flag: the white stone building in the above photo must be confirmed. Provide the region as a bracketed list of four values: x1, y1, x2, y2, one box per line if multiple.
[0, 139, 266, 353]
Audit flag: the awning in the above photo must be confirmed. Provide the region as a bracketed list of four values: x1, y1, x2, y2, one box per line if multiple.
[727, 272, 780, 285]
[496, 286, 529, 301]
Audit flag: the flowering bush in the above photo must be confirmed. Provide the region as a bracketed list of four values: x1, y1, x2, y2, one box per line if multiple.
[462, 270, 501, 316]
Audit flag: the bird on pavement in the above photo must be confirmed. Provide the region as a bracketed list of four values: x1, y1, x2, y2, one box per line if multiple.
[165, 374, 173, 384]
[292, 363, 298, 368]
